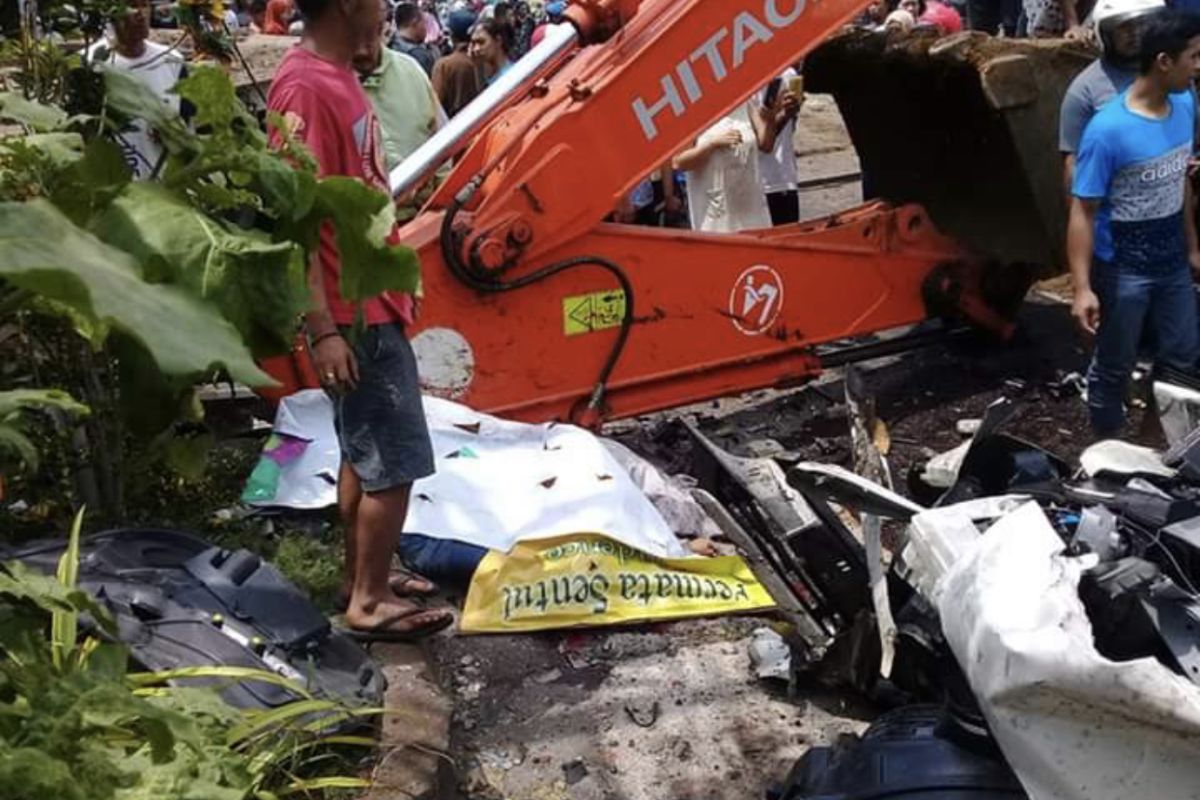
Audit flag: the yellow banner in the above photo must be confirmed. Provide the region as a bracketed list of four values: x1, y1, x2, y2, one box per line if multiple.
[461, 534, 775, 633]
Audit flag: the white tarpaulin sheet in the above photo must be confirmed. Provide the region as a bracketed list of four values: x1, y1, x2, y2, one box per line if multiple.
[245, 389, 342, 510]
[408, 396, 689, 558]
[250, 391, 689, 559]
[937, 501, 1200, 800]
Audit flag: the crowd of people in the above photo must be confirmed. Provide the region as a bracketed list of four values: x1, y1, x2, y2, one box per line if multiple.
[116, 0, 1145, 235]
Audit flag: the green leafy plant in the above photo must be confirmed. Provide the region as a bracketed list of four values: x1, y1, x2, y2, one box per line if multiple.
[1, 38, 420, 520]
[0, 511, 379, 800]
[0, 389, 89, 471]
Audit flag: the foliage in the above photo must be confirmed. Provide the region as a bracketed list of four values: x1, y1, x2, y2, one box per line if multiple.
[0, 389, 88, 471]
[1, 64, 422, 381]
[0, 512, 377, 800]
[0, 198, 272, 385]
[0, 17, 421, 516]
[263, 533, 345, 612]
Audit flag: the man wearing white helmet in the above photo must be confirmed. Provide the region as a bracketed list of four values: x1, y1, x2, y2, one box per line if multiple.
[1060, 0, 1167, 190]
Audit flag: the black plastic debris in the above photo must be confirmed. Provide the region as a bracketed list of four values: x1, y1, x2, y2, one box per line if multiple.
[6, 529, 385, 713]
[686, 421, 871, 677]
[771, 705, 1027, 800]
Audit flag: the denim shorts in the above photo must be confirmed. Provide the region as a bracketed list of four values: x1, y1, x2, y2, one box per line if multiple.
[331, 323, 435, 493]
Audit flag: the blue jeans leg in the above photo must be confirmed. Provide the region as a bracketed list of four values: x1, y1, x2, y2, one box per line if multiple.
[1087, 267, 1152, 435]
[396, 533, 487, 588]
[1087, 264, 1200, 435]
[1148, 268, 1199, 372]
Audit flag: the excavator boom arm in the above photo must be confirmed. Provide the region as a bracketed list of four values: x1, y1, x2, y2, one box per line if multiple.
[360, 0, 1050, 424]
[438, 0, 873, 267]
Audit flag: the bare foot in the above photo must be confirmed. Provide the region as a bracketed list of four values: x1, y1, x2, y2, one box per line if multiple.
[345, 599, 454, 640]
[338, 573, 438, 610]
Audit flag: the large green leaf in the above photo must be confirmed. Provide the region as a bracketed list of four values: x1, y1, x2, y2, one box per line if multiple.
[0, 560, 84, 614]
[0, 132, 85, 165]
[253, 150, 317, 224]
[0, 425, 39, 470]
[49, 138, 132, 225]
[0, 560, 112, 633]
[110, 335, 195, 439]
[0, 92, 69, 131]
[0, 199, 271, 385]
[0, 389, 88, 471]
[0, 389, 90, 418]
[93, 182, 306, 357]
[0, 748, 82, 800]
[305, 177, 422, 302]
[174, 66, 261, 141]
[100, 66, 190, 153]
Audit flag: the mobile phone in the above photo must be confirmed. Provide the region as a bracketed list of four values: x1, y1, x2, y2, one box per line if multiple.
[764, 77, 782, 108]
[787, 75, 804, 97]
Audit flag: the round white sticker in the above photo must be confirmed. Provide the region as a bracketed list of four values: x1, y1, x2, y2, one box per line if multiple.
[728, 265, 785, 336]
[411, 327, 475, 399]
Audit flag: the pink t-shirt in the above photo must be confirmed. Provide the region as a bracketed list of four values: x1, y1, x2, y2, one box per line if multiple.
[921, 0, 963, 32]
[267, 46, 413, 326]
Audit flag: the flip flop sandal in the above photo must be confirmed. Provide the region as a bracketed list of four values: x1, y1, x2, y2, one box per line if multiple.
[340, 608, 455, 644]
[335, 572, 440, 613]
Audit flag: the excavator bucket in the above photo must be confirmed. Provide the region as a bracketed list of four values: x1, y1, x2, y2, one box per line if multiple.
[806, 30, 1094, 278]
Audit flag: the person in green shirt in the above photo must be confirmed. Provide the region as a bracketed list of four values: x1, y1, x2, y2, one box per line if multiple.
[353, 0, 447, 176]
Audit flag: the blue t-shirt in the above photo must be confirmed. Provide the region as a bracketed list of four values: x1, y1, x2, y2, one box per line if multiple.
[1072, 89, 1195, 270]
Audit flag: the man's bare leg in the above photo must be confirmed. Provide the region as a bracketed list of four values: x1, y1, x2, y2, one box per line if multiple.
[339, 463, 435, 605]
[339, 461, 362, 592]
[344, 482, 450, 631]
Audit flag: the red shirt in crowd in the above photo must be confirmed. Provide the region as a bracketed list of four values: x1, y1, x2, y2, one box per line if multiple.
[267, 46, 413, 326]
[263, 0, 293, 34]
[921, 0, 963, 33]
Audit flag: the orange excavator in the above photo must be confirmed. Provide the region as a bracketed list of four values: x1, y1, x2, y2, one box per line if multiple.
[366, 0, 1090, 425]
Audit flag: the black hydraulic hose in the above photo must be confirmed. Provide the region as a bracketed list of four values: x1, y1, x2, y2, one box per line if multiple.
[439, 183, 634, 421]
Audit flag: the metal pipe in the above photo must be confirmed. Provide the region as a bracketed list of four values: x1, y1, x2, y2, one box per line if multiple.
[389, 22, 580, 199]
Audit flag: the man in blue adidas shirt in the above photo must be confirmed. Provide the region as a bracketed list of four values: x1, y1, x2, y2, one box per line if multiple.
[1069, 8, 1200, 436]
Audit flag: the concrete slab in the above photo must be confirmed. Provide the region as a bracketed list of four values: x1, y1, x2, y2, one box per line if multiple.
[364, 641, 455, 800]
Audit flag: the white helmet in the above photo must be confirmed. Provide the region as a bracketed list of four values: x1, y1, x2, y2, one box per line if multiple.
[1090, 0, 1164, 27]
[1089, 0, 1165, 65]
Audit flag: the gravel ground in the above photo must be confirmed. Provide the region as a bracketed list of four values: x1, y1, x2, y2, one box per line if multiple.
[431, 619, 873, 800]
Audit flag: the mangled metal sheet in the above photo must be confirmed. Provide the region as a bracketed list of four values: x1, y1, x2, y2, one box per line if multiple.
[936, 501, 1200, 800]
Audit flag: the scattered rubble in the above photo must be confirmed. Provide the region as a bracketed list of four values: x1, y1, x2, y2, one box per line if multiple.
[432, 620, 870, 800]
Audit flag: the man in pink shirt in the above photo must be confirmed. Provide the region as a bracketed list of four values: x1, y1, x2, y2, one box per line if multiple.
[268, 0, 452, 641]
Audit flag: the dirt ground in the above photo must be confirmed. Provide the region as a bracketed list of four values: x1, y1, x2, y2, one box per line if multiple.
[430, 619, 873, 800]
[418, 97, 1130, 800]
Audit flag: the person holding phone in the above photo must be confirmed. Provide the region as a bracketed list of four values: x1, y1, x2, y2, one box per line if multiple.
[759, 69, 805, 225]
[673, 81, 799, 233]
